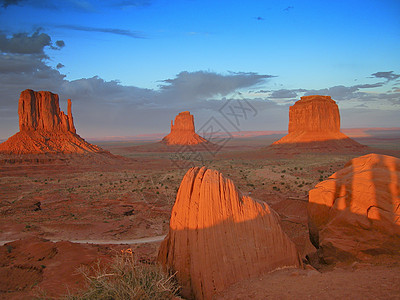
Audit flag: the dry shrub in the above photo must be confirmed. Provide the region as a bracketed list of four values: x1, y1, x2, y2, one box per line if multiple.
[67, 251, 180, 300]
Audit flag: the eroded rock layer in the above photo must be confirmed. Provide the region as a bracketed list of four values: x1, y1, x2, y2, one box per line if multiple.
[161, 111, 207, 145]
[269, 95, 367, 153]
[308, 153, 400, 263]
[0, 89, 103, 154]
[158, 167, 302, 299]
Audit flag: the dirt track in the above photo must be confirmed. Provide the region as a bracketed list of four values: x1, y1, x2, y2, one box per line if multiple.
[0, 235, 166, 246]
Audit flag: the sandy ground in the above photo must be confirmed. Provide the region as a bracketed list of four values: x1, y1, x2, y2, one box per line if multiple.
[0, 132, 399, 299]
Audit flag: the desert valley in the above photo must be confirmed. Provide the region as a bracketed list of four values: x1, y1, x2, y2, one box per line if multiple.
[0, 90, 399, 299]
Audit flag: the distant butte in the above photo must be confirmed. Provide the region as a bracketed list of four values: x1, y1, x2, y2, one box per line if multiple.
[161, 111, 207, 145]
[268, 95, 368, 153]
[0, 89, 106, 154]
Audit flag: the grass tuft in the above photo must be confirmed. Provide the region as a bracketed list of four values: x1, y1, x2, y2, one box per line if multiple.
[67, 252, 180, 300]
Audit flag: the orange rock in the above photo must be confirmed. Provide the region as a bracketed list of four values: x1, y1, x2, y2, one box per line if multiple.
[308, 153, 400, 263]
[161, 111, 207, 145]
[269, 95, 367, 153]
[158, 167, 302, 299]
[0, 89, 104, 154]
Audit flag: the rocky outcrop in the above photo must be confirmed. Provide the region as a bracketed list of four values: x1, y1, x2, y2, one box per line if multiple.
[269, 95, 367, 153]
[288, 95, 340, 134]
[158, 167, 302, 299]
[308, 153, 400, 263]
[161, 111, 207, 145]
[18, 90, 76, 133]
[0, 89, 104, 154]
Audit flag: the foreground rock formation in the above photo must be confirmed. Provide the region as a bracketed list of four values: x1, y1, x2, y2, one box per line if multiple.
[269, 95, 367, 153]
[0, 90, 104, 154]
[308, 153, 400, 263]
[161, 111, 207, 145]
[158, 167, 302, 299]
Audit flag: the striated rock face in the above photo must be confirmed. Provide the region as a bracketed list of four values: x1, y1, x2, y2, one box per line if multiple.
[158, 167, 302, 299]
[161, 111, 207, 145]
[269, 95, 367, 153]
[308, 153, 400, 263]
[18, 90, 76, 133]
[0, 89, 103, 154]
[288, 95, 340, 134]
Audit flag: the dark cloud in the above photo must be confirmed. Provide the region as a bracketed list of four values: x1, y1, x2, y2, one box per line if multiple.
[371, 71, 400, 81]
[1, 0, 151, 11]
[55, 40, 65, 48]
[354, 82, 384, 89]
[0, 63, 276, 138]
[283, 6, 294, 11]
[109, 0, 151, 8]
[269, 88, 307, 99]
[160, 71, 274, 102]
[304, 85, 360, 100]
[56, 24, 146, 38]
[1, 0, 22, 8]
[270, 89, 298, 99]
[0, 0, 92, 10]
[0, 30, 63, 55]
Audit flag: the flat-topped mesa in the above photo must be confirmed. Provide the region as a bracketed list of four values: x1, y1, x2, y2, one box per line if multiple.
[269, 95, 367, 152]
[158, 167, 302, 299]
[288, 95, 340, 133]
[19, 90, 76, 133]
[162, 111, 207, 145]
[0, 89, 104, 154]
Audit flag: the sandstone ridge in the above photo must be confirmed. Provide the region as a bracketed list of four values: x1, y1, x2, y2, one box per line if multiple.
[0, 89, 104, 154]
[158, 166, 302, 299]
[308, 153, 400, 263]
[269, 95, 367, 153]
[161, 111, 207, 145]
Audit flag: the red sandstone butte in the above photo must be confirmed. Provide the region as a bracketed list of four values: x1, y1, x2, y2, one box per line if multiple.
[0, 89, 103, 154]
[161, 111, 207, 145]
[269, 95, 367, 153]
[308, 153, 400, 263]
[158, 167, 302, 300]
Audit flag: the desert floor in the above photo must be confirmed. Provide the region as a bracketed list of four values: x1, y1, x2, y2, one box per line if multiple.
[1, 131, 399, 299]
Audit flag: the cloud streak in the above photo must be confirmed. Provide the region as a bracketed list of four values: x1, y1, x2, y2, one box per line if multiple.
[371, 71, 400, 81]
[55, 24, 146, 38]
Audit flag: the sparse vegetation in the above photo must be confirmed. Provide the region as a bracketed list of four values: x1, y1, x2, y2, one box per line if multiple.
[67, 252, 180, 300]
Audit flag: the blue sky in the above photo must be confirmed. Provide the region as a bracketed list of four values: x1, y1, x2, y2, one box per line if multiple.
[0, 0, 399, 139]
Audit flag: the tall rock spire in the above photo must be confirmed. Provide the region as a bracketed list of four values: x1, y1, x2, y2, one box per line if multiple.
[0, 89, 104, 154]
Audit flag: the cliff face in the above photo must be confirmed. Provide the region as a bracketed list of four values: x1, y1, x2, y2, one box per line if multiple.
[269, 95, 367, 153]
[0, 89, 103, 154]
[158, 167, 302, 299]
[161, 111, 207, 145]
[308, 153, 400, 263]
[288, 95, 340, 133]
[19, 90, 76, 133]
